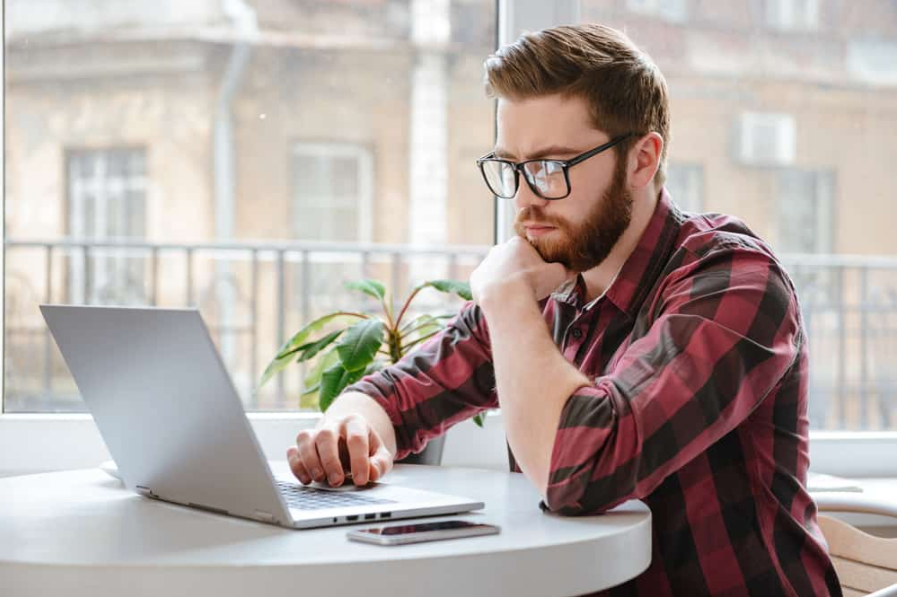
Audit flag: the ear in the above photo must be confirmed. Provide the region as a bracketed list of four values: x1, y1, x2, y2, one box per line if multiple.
[627, 132, 663, 191]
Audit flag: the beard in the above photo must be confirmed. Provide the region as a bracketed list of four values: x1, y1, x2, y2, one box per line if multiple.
[514, 157, 632, 272]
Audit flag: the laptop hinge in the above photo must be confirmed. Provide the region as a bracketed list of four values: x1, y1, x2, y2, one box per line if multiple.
[187, 502, 229, 517]
[135, 485, 158, 499]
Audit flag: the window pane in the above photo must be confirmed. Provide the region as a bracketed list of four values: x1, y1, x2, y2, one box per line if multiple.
[293, 146, 366, 242]
[3, 0, 496, 413]
[579, 1, 897, 431]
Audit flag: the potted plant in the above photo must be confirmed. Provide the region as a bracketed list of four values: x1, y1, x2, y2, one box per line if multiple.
[258, 278, 485, 465]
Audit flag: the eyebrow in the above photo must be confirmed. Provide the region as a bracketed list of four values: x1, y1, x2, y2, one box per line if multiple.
[493, 145, 583, 161]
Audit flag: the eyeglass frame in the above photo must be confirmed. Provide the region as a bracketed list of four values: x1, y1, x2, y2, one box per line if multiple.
[475, 133, 637, 200]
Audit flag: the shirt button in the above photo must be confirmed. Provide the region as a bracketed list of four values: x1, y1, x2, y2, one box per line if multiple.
[571, 328, 583, 339]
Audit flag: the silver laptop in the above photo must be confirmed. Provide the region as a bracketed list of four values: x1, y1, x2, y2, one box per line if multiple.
[40, 304, 484, 529]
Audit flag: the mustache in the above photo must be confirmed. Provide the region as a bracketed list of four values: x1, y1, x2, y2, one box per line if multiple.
[514, 207, 566, 228]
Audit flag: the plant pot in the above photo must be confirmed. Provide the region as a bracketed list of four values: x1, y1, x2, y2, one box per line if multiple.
[398, 435, 446, 466]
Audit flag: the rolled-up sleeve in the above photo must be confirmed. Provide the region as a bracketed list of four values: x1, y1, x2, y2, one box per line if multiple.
[543, 249, 801, 515]
[345, 301, 498, 460]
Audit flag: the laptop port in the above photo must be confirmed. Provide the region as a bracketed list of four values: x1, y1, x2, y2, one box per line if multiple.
[347, 515, 358, 521]
[364, 513, 376, 520]
[381, 512, 392, 518]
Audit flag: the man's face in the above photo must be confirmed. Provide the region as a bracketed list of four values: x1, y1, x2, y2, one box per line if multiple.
[495, 94, 633, 272]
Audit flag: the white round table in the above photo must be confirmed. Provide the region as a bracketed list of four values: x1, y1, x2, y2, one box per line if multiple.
[0, 463, 652, 597]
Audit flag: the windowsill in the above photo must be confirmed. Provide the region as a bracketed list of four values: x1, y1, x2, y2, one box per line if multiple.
[812, 477, 897, 535]
[2, 411, 897, 480]
[0, 410, 511, 477]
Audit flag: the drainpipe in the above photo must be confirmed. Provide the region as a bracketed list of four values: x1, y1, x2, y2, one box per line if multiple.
[214, 0, 257, 384]
[407, 0, 449, 290]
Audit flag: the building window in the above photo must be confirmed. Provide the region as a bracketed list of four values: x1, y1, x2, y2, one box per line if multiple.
[734, 112, 797, 168]
[292, 143, 373, 243]
[66, 148, 148, 305]
[765, 0, 820, 32]
[665, 163, 703, 213]
[776, 169, 835, 254]
[626, 0, 687, 22]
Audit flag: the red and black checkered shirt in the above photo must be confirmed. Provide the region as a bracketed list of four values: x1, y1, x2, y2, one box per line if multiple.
[347, 190, 841, 596]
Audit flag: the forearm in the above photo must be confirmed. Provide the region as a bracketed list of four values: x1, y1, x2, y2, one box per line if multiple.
[324, 391, 398, 456]
[479, 287, 591, 496]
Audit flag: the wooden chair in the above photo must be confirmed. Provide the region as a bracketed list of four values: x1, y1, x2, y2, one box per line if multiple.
[816, 493, 897, 597]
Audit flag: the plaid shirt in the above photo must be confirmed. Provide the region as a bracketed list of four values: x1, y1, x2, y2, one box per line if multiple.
[347, 191, 841, 596]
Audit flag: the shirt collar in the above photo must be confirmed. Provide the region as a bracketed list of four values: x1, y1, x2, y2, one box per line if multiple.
[550, 188, 683, 317]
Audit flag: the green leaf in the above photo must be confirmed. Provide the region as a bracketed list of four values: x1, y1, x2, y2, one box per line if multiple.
[472, 413, 485, 428]
[279, 312, 359, 355]
[406, 319, 443, 340]
[344, 279, 387, 302]
[424, 280, 472, 301]
[402, 329, 440, 352]
[319, 363, 366, 412]
[299, 387, 321, 410]
[308, 358, 386, 411]
[294, 330, 344, 364]
[336, 319, 385, 372]
[303, 348, 341, 392]
[258, 312, 359, 389]
[256, 349, 300, 392]
[399, 313, 454, 334]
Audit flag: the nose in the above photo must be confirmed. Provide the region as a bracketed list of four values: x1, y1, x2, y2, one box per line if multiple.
[514, 176, 551, 212]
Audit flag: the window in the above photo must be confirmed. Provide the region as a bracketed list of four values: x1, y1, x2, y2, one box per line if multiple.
[3, 0, 496, 414]
[765, 0, 820, 32]
[4, 1, 897, 478]
[576, 0, 897, 436]
[626, 0, 687, 22]
[66, 148, 148, 305]
[775, 169, 834, 255]
[293, 143, 373, 243]
[735, 112, 796, 168]
[665, 163, 703, 213]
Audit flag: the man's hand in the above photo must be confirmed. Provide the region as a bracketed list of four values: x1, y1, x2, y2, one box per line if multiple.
[287, 413, 394, 487]
[470, 236, 575, 306]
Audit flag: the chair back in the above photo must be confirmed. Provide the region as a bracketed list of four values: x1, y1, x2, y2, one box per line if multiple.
[818, 514, 897, 597]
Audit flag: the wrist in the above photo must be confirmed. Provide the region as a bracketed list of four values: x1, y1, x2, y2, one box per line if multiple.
[478, 278, 537, 317]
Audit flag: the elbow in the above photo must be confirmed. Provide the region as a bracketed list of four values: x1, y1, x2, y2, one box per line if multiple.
[542, 464, 638, 516]
[542, 471, 593, 515]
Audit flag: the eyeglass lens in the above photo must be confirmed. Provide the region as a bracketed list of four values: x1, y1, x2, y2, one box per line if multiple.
[481, 160, 568, 199]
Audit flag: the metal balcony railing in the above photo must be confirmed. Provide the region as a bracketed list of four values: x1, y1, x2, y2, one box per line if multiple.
[4, 239, 897, 431]
[3, 238, 488, 413]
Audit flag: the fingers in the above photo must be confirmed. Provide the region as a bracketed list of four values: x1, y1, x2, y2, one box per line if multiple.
[286, 446, 311, 485]
[343, 415, 371, 486]
[367, 430, 394, 483]
[291, 416, 392, 488]
[296, 428, 327, 483]
[314, 426, 345, 487]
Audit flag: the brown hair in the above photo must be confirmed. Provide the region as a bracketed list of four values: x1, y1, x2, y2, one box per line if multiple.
[484, 24, 670, 188]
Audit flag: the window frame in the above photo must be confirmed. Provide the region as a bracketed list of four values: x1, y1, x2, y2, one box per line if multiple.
[3, 0, 897, 479]
[292, 141, 374, 244]
[665, 162, 704, 213]
[65, 146, 149, 304]
[625, 0, 688, 23]
[765, 0, 821, 32]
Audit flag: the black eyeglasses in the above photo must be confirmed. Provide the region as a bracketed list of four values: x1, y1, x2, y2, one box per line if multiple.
[475, 133, 635, 200]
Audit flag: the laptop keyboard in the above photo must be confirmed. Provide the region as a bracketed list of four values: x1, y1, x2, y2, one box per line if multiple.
[275, 480, 396, 510]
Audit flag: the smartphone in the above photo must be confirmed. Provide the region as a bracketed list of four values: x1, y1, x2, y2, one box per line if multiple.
[346, 519, 500, 546]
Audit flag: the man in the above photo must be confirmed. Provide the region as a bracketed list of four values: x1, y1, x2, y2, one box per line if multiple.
[287, 24, 841, 596]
